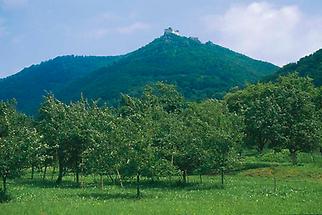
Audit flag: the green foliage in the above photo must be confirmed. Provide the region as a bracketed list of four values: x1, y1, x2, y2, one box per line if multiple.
[225, 74, 322, 164]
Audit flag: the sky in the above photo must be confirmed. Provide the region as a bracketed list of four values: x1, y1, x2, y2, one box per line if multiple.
[1, 0, 322, 77]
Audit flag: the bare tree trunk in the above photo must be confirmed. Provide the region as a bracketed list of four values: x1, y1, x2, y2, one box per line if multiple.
[107, 174, 114, 184]
[56, 157, 64, 184]
[116, 169, 123, 188]
[221, 167, 224, 187]
[100, 174, 104, 190]
[136, 172, 141, 198]
[42, 165, 47, 181]
[2, 176, 7, 194]
[51, 166, 56, 181]
[182, 170, 187, 184]
[31, 165, 35, 179]
[186, 170, 189, 183]
[76, 169, 79, 185]
[290, 150, 297, 165]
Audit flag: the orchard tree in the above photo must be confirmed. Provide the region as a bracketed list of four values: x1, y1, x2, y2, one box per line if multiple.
[185, 100, 244, 185]
[83, 105, 127, 189]
[0, 100, 40, 194]
[225, 74, 321, 164]
[24, 118, 48, 180]
[38, 94, 69, 184]
[141, 83, 186, 181]
[63, 98, 94, 185]
[39, 94, 96, 185]
[225, 83, 279, 152]
[273, 74, 321, 164]
[119, 95, 157, 198]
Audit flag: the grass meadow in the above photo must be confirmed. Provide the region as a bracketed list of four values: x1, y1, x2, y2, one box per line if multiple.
[0, 162, 321, 215]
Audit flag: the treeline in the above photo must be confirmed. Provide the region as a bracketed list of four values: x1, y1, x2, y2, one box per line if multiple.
[0, 82, 243, 198]
[0, 74, 321, 198]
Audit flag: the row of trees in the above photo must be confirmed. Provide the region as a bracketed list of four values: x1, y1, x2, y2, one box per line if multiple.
[1, 83, 243, 197]
[1, 74, 321, 198]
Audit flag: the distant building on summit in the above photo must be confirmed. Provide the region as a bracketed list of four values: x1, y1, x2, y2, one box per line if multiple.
[164, 27, 180, 36]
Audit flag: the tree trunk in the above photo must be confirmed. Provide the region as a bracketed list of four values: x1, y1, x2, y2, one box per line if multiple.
[2, 176, 7, 193]
[199, 174, 202, 183]
[116, 169, 123, 188]
[221, 167, 224, 187]
[108, 174, 114, 184]
[31, 165, 35, 179]
[290, 150, 297, 165]
[182, 170, 187, 184]
[186, 170, 188, 183]
[136, 172, 140, 198]
[76, 170, 79, 185]
[43, 165, 47, 181]
[56, 157, 64, 184]
[51, 166, 56, 181]
[100, 174, 104, 190]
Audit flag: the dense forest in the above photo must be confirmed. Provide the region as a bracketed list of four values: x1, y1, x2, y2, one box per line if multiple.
[1, 73, 321, 200]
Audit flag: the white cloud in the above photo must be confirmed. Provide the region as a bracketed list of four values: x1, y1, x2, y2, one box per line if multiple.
[0, 0, 28, 9]
[202, 2, 322, 66]
[116, 22, 150, 34]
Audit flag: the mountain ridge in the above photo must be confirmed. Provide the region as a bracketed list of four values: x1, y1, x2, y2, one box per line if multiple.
[59, 33, 279, 105]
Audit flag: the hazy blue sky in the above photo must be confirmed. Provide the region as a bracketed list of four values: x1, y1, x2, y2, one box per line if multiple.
[1, 0, 322, 77]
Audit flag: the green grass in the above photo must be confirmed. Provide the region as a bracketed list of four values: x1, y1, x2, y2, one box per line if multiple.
[0, 164, 321, 215]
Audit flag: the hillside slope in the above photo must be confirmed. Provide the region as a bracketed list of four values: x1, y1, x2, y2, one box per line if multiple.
[60, 34, 279, 105]
[267, 49, 322, 85]
[0, 55, 120, 114]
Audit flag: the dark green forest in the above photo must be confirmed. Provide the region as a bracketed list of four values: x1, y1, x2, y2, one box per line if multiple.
[0, 55, 120, 114]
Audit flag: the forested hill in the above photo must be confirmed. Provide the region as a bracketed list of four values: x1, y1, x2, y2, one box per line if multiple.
[0, 55, 120, 114]
[266, 49, 322, 85]
[0, 33, 279, 115]
[59, 34, 279, 105]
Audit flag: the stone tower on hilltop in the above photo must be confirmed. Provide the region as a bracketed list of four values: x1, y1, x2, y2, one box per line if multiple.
[164, 27, 180, 36]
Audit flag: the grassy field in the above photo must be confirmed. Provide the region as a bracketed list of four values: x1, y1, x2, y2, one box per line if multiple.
[0, 163, 321, 215]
